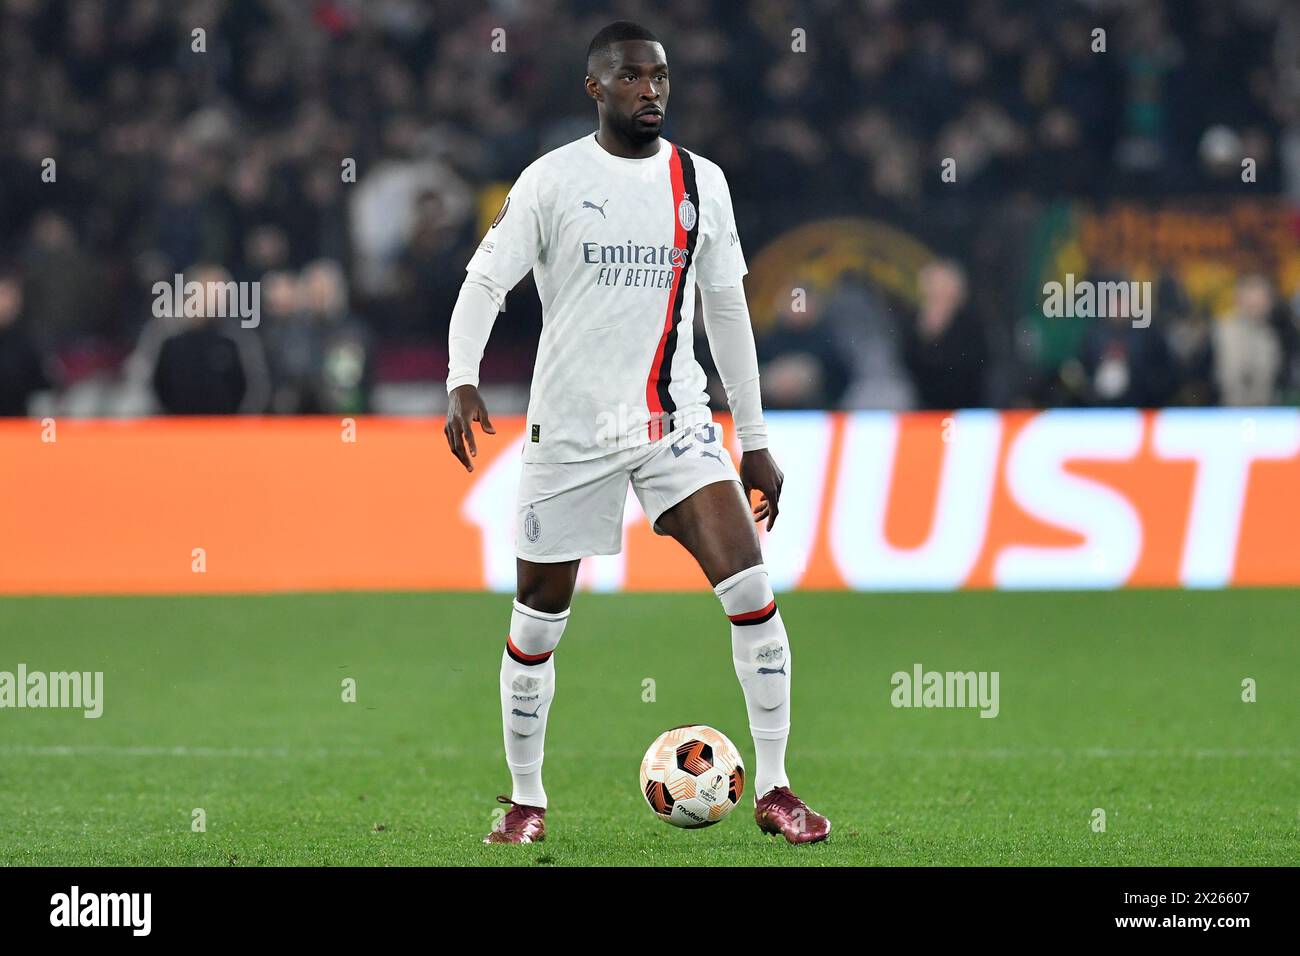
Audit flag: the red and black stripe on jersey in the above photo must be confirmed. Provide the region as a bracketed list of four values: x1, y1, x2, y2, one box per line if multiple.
[645, 145, 701, 440]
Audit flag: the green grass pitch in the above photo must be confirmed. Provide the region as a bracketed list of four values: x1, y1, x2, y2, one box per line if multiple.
[1, 589, 1297, 866]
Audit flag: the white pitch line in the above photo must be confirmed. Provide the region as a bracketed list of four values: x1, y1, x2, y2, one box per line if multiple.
[815, 747, 1300, 760]
[0, 745, 1294, 760]
[0, 744, 388, 759]
[942, 747, 1297, 759]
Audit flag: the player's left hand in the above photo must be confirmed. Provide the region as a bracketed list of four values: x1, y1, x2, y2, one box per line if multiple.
[739, 448, 783, 532]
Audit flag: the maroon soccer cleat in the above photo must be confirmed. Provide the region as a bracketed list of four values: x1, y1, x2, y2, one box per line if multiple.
[484, 795, 546, 844]
[754, 786, 831, 844]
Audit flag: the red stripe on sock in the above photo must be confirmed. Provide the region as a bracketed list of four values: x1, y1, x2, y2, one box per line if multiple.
[506, 635, 552, 663]
[728, 599, 776, 624]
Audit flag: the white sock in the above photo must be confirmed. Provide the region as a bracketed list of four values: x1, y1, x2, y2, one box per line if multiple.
[714, 564, 790, 800]
[500, 599, 569, 809]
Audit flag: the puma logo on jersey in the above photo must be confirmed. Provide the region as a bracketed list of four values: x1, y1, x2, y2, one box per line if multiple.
[757, 664, 786, 675]
[582, 199, 609, 218]
[700, 448, 725, 466]
[510, 703, 542, 719]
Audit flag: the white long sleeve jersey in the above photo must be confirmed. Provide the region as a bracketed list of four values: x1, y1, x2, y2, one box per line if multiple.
[452, 132, 763, 464]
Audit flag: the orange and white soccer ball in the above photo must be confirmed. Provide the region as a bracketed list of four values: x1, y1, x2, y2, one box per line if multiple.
[640, 724, 745, 828]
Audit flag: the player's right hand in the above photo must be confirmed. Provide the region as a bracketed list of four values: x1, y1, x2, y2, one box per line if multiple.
[444, 384, 496, 473]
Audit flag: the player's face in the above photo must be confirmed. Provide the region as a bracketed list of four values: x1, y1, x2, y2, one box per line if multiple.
[591, 40, 669, 145]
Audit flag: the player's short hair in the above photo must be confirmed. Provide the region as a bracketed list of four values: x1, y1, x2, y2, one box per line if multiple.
[586, 20, 660, 72]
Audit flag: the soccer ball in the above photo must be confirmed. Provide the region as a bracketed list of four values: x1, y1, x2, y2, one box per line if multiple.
[639, 724, 745, 828]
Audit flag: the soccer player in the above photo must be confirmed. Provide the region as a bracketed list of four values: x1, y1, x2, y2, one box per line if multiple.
[444, 20, 830, 846]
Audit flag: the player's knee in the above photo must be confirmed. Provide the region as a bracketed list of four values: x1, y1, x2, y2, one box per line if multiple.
[713, 563, 775, 621]
[515, 560, 578, 614]
[506, 600, 569, 663]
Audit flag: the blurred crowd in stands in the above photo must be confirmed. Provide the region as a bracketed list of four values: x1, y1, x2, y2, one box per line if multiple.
[2, 0, 1300, 417]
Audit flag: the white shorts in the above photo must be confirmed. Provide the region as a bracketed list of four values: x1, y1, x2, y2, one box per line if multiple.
[515, 420, 743, 562]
